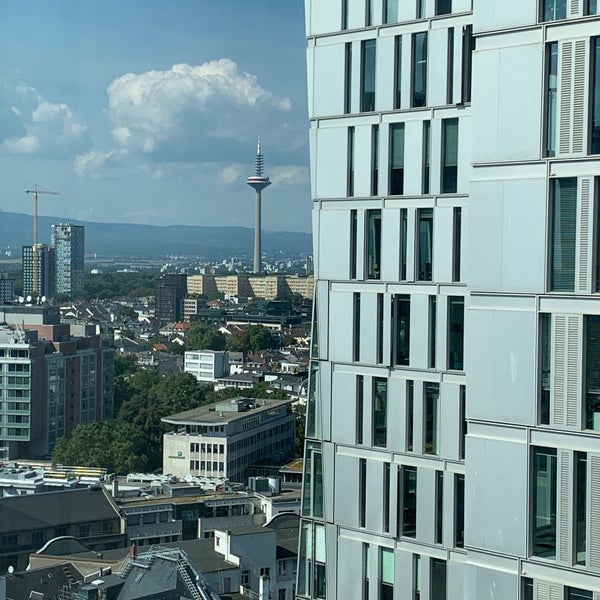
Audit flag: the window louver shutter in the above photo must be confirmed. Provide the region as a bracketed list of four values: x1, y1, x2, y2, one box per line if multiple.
[588, 454, 600, 571]
[576, 177, 593, 293]
[569, 0, 583, 18]
[557, 450, 572, 564]
[535, 581, 563, 600]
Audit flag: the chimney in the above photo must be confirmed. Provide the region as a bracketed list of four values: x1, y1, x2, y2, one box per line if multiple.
[129, 543, 136, 560]
[112, 478, 119, 498]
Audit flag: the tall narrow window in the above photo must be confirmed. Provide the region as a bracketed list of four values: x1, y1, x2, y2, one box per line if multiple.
[425, 382, 440, 455]
[455, 473, 465, 548]
[458, 385, 466, 460]
[394, 36, 402, 109]
[350, 209, 358, 279]
[550, 177, 577, 292]
[314, 524, 326, 599]
[422, 120, 431, 194]
[532, 446, 557, 558]
[429, 296, 437, 368]
[411, 32, 428, 107]
[585, 315, 600, 430]
[367, 209, 382, 279]
[347, 126, 355, 197]
[406, 380, 414, 452]
[522, 578, 534, 600]
[413, 554, 421, 599]
[575, 452, 587, 565]
[377, 293, 384, 364]
[361, 40, 376, 112]
[371, 125, 379, 196]
[353, 292, 361, 362]
[546, 42, 558, 157]
[592, 39, 600, 154]
[448, 296, 464, 371]
[306, 361, 322, 438]
[431, 559, 447, 600]
[385, 0, 399, 23]
[383, 463, 391, 533]
[366, 0, 374, 26]
[379, 548, 394, 600]
[540, 313, 551, 425]
[461, 25, 474, 103]
[311, 293, 319, 359]
[452, 207, 462, 281]
[446, 28, 454, 104]
[389, 123, 405, 195]
[596, 179, 600, 291]
[357, 375, 364, 444]
[435, 470, 444, 544]
[402, 466, 417, 537]
[542, 0, 567, 21]
[302, 441, 324, 518]
[344, 42, 353, 115]
[373, 378, 388, 447]
[417, 208, 433, 281]
[417, 0, 425, 18]
[436, 0, 452, 15]
[299, 521, 327, 599]
[362, 543, 370, 600]
[589, 0, 600, 14]
[400, 209, 408, 280]
[393, 294, 410, 366]
[342, 0, 348, 29]
[441, 118, 458, 193]
[359, 458, 367, 527]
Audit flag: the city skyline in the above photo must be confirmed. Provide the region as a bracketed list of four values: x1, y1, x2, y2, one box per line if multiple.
[0, 1, 311, 232]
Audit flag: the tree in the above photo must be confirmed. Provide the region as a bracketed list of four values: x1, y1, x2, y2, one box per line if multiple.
[114, 305, 138, 321]
[186, 323, 227, 351]
[247, 324, 278, 351]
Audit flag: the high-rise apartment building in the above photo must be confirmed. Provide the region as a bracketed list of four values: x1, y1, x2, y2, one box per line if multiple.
[22, 244, 55, 298]
[300, 1, 600, 599]
[51, 223, 84, 298]
[155, 273, 188, 325]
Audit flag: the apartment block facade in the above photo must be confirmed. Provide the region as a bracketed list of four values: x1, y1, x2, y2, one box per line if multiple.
[51, 223, 85, 298]
[301, 1, 600, 599]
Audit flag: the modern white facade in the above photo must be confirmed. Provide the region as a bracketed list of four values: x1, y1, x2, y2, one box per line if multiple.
[300, 1, 600, 599]
[184, 349, 229, 383]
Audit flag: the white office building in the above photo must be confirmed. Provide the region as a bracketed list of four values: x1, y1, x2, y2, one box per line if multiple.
[300, 1, 600, 599]
[184, 350, 229, 383]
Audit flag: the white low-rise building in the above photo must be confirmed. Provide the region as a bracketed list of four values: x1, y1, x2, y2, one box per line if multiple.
[184, 349, 229, 382]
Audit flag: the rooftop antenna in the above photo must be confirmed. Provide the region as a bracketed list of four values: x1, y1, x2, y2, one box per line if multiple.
[246, 138, 271, 274]
[25, 184, 59, 295]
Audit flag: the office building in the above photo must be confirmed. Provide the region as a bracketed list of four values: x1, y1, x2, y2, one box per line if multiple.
[51, 223, 84, 298]
[0, 271, 15, 304]
[162, 396, 295, 483]
[300, 1, 600, 599]
[184, 349, 229, 383]
[155, 273, 187, 324]
[22, 244, 55, 298]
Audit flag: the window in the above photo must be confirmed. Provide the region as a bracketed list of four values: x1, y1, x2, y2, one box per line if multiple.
[347, 126, 355, 197]
[393, 294, 410, 366]
[430, 559, 447, 600]
[400, 466, 417, 537]
[379, 548, 394, 600]
[412, 32, 427, 107]
[371, 125, 379, 196]
[367, 209, 382, 279]
[550, 177, 577, 291]
[359, 458, 367, 527]
[589, 0, 600, 14]
[447, 296, 464, 370]
[383, 463, 390, 533]
[452, 207, 462, 281]
[575, 452, 587, 564]
[446, 28, 454, 104]
[342, 0, 348, 29]
[361, 40, 376, 112]
[241, 570, 250, 586]
[362, 543, 370, 600]
[586, 315, 600, 430]
[417, 0, 425, 18]
[546, 42, 558, 156]
[279, 589, 287, 600]
[400, 208, 408, 280]
[377, 293, 384, 364]
[540, 313, 551, 425]
[422, 120, 431, 194]
[373, 378, 388, 447]
[567, 589, 593, 600]
[406, 380, 414, 452]
[441, 118, 458, 193]
[344, 42, 352, 114]
[459, 385, 466, 460]
[350, 209, 357, 279]
[455, 474, 465, 548]
[461, 25, 474, 103]
[425, 382, 440, 455]
[298, 521, 326, 600]
[429, 296, 437, 368]
[306, 361, 322, 438]
[357, 375, 364, 444]
[532, 446, 557, 558]
[366, 0, 374, 26]
[436, 0, 452, 15]
[413, 554, 421, 599]
[353, 292, 361, 361]
[593, 39, 600, 154]
[394, 36, 402, 109]
[542, 0, 567, 20]
[389, 123, 405, 195]
[522, 578, 534, 600]
[385, 0, 398, 23]
[417, 208, 433, 281]
[435, 471, 443, 544]
[302, 441, 324, 518]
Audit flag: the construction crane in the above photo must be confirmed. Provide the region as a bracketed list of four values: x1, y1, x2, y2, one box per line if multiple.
[25, 184, 59, 295]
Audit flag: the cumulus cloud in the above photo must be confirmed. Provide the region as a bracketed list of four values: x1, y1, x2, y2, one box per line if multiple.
[74, 149, 128, 179]
[0, 83, 89, 158]
[218, 164, 244, 185]
[270, 165, 309, 187]
[106, 59, 295, 162]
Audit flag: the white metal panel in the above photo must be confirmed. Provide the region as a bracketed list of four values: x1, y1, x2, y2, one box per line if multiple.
[400, 33, 412, 111]
[410, 293, 430, 369]
[333, 453, 359, 527]
[440, 382, 461, 461]
[427, 28, 448, 108]
[336, 536, 362, 600]
[360, 291, 379, 365]
[380, 208, 401, 282]
[376, 35, 395, 112]
[354, 125, 374, 197]
[347, 0, 366, 30]
[328, 290, 355, 363]
[366, 458, 383, 533]
[312, 44, 346, 117]
[315, 126, 349, 199]
[387, 375, 407, 453]
[434, 206, 454, 284]
[318, 209, 351, 280]
[416, 467, 435, 544]
[307, 0, 342, 36]
[473, 0, 537, 32]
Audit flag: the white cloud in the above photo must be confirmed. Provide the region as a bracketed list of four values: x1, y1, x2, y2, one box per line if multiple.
[106, 59, 293, 160]
[0, 83, 89, 158]
[270, 165, 309, 187]
[74, 149, 127, 179]
[218, 164, 244, 185]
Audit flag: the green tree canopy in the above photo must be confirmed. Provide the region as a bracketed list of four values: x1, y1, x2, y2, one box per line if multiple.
[186, 323, 227, 351]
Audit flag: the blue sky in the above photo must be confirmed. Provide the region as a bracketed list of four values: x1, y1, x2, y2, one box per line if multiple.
[0, 1, 310, 232]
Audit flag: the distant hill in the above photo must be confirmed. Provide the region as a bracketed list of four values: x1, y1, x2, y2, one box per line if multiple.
[0, 211, 313, 259]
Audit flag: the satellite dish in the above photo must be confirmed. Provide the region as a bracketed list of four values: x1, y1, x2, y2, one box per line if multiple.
[7, 566, 14, 574]
[26, 295, 32, 303]
[18, 296, 24, 303]
[41, 296, 47, 304]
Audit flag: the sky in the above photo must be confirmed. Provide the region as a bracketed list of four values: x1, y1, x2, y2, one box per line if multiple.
[0, 1, 311, 233]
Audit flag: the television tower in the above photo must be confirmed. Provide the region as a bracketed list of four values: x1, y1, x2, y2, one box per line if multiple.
[246, 138, 271, 274]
